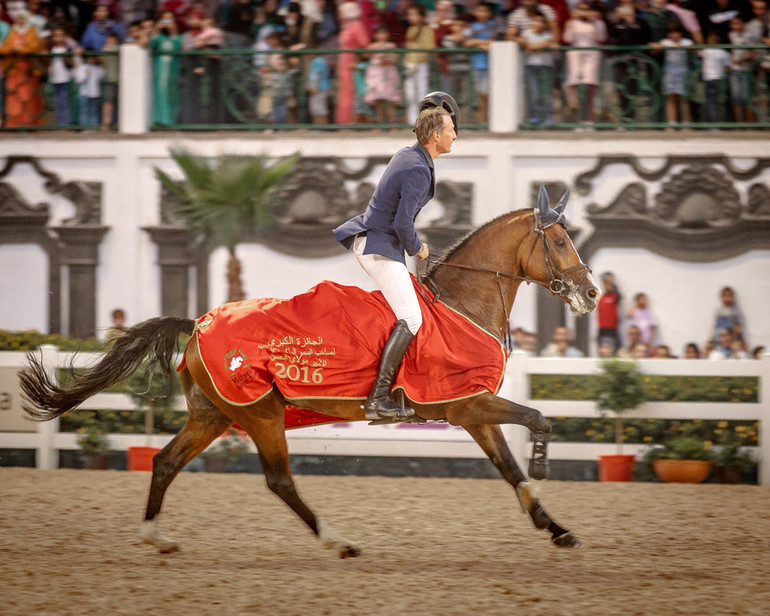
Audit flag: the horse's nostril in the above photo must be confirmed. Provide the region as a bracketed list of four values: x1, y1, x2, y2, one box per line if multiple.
[587, 288, 598, 299]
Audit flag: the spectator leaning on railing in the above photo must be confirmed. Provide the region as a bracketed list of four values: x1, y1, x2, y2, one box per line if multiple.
[403, 4, 435, 123]
[464, 1, 499, 125]
[562, 1, 606, 126]
[700, 30, 732, 123]
[0, 7, 45, 128]
[519, 11, 558, 126]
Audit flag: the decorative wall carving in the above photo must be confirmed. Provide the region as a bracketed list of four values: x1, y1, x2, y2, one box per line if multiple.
[576, 155, 770, 262]
[0, 156, 107, 336]
[149, 156, 475, 316]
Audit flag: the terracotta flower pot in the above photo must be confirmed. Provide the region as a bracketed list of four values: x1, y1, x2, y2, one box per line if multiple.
[598, 454, 636, 482]
[653, 459, 712, 483]
[127, 446, 161, 471]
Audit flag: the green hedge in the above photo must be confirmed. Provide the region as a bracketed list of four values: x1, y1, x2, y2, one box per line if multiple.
[530, 374, 758, 403]
[531, 374, 759, 446]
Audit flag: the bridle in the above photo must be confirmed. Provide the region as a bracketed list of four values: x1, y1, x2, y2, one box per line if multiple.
[418, 209, 592, 348]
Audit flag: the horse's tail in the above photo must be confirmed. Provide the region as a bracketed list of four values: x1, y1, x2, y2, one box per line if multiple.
[19, 317, 196, 422]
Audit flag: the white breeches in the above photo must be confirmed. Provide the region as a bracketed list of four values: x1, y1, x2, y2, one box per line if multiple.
[353, 235, 423, 335]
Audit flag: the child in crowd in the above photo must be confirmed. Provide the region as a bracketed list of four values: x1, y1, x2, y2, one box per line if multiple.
[364, 24, 402, 125]
[464, 2, 499, 124]
[101, 32, 120, 129]
[712, 286, 745, 342]
[563, 2, 607, 126]
[403, 4, 435, 123]
[520, 12, 557, 126]
[307, 53, 331, 124]
[625, 292, 658, 348]
[683, 342, 701, 359]
[49, 26, 76, 127]
[256, 31, 282, 122]
[658, 22, 694, 126]
[352, 57, 371, 124]
[74, 48, 105, 128]
[269, 51, 296, 125]
[700, 30, 731, 123]
[728, 15, 755, 122]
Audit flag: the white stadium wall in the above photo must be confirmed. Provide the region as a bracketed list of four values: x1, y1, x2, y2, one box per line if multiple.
[0, 133, 768, 355]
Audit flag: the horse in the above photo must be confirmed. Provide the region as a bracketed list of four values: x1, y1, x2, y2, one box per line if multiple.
[19, 187, 599, 557]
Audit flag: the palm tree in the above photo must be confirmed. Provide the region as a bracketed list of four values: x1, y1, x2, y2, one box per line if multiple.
[155, 146, 299, 302]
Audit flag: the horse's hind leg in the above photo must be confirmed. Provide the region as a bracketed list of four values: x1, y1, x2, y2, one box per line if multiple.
[235, 394, 362, 559]
[140, 368, 233, 553]
[463, 424, 581, 548]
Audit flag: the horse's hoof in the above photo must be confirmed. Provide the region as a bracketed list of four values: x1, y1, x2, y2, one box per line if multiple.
[158, 542, 180, 554]
[552, 531, 581, 549]
[339, 544, 362, 559]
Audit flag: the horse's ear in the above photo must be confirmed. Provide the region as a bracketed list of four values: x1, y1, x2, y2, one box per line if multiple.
[555, 190, 569, 214]
[537, 184, 550, 216]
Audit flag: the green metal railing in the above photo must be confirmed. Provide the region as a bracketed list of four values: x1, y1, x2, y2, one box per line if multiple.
[2, 44, 769, 132]
[520, 44, 770, 130]
[149, 47, 486, 131]
[0, 51, 119, 132]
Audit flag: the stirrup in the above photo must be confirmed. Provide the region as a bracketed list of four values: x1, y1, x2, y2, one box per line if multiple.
[365, 390, 417, 424]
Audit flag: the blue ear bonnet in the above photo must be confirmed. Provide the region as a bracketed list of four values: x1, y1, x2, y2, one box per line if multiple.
[536, 184, 568, 227]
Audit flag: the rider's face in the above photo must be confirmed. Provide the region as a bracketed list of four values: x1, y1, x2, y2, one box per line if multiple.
[435, 115, 456, 155]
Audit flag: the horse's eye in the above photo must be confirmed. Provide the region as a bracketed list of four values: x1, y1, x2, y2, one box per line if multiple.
[555, 239, 566, 248]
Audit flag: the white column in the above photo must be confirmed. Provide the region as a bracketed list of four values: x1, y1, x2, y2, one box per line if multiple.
[488, 41, 522, 133]
[119, 44, 151, 134]
[36, 345, 60, 470]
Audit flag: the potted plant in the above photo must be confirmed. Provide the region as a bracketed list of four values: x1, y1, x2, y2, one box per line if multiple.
[125, 360, 182, 471]
[643, 436, 713, 483]
[592, 358, 648, 482]
[712, 431, 754, 484]
[199, 428, 249, 472]
[76, 419, 111, 470]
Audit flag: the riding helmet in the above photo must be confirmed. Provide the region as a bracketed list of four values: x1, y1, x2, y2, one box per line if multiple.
[418, 91, 460, 134]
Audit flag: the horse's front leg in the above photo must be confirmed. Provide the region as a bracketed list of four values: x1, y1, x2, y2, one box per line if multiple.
[443, 393, 551, 480]
[462, 423, 580, 548]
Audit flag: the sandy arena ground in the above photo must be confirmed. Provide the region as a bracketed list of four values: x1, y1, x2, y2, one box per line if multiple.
[1, 468, 769, 616]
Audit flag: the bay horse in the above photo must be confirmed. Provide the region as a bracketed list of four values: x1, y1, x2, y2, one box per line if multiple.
[20, 188, 599, 557]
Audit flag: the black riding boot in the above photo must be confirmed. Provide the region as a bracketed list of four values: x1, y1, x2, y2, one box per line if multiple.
[364, 320, 416, 421]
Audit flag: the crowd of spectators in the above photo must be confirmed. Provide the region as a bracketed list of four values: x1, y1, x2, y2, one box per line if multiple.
[511, 279, 766, 360]
[0, 0, 769, 128]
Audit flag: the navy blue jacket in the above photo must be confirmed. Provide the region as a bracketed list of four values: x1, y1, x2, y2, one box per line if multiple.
[333, 143, 435, 264]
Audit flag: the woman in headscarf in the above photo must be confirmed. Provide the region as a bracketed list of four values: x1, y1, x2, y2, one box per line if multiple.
[335, 1, 369, 124]
[0, 8, 45, 127]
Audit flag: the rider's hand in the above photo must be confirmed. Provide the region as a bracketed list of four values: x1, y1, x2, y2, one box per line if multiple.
[417, 243, 430, 260]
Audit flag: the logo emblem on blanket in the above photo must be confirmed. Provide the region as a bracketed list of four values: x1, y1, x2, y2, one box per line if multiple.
[224, 349, 251, 378]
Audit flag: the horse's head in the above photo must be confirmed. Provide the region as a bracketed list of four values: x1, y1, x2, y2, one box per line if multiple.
[518, 186, 600, 316]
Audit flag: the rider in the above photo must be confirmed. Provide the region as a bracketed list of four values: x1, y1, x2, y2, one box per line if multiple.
[332, 91, 460, 422]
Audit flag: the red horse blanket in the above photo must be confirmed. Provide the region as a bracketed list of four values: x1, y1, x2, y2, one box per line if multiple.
[192, 278, 506, 415]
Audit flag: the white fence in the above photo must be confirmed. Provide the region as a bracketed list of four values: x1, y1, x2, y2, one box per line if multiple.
[1, 346, 767, 484]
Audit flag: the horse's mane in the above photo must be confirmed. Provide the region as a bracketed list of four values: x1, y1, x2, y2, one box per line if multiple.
[425, 208, 533, 279]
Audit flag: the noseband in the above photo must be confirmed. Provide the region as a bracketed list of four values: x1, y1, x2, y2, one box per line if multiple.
[419, 210, 592, 347]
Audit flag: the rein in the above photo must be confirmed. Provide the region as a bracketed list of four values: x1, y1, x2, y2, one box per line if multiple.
[418, 210, 591, 349]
